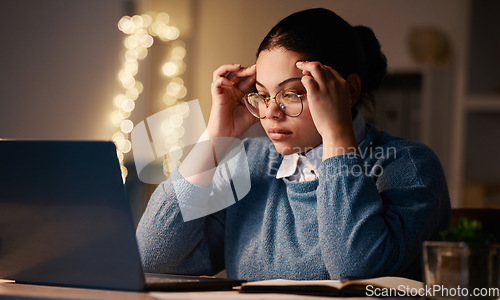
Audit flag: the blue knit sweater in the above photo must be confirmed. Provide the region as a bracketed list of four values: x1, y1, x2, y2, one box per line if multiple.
[136, 124, 451, 281]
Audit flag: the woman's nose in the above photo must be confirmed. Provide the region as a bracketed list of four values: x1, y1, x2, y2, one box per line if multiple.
[264, 101, 284, 119]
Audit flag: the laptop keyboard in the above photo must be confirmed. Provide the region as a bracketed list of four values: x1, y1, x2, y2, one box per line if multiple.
[145, 273, 202, 284]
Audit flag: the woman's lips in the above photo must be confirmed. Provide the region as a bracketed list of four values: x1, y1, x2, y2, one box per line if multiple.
[268, 128, 292, 140]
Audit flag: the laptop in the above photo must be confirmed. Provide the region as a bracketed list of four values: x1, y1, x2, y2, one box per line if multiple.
[0, 140, 244, 291]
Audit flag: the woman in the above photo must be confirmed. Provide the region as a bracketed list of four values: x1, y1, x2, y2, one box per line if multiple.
[136, 8, 450, 281]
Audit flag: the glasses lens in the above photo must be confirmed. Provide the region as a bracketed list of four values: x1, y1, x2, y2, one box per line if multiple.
[244, 93, 266, 118]
[276, 91, 303, 117]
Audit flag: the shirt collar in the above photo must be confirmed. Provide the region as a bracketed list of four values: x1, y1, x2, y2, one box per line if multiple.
[276, 153, 300, 179]
[276, 113, 366, 180]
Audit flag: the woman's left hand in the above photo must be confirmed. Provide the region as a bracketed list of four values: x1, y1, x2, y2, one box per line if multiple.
[295, 61, 358, 156]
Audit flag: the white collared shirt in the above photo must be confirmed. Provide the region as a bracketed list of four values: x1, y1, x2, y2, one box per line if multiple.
[276, 113, 366, 182]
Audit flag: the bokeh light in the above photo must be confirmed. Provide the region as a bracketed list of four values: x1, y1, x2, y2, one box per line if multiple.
[111, 12, 187, 182]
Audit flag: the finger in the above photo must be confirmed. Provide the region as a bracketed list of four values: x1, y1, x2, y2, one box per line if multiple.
[296, 61, 331, 91]
[213, 64, 241, 81]
[226, 64, 256, 83]
[296, 61, 323, 93]
[232, 64, 256, 77]
[300, 74, 320, 94]
[236, 71, 256, 93]
[211, 77, 235, 92]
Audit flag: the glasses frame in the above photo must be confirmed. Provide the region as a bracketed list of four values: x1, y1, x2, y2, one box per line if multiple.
[242, 90, 305, 119]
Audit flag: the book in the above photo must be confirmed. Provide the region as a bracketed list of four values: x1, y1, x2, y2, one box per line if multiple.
[237, 276, 424, 297]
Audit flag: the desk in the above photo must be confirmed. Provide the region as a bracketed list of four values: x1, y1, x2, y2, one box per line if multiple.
[0, 280, 153, 300]
[0, 280, 360, 300]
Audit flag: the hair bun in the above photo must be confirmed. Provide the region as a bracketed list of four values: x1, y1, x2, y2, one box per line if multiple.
[354, 25, 387, 93]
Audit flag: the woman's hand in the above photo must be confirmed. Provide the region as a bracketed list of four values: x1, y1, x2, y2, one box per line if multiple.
[178, 64, 256, 186]
[207, 64, 257, 138]
[295, 61, 359, 158]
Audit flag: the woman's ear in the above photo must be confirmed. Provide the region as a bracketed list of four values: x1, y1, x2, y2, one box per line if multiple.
[347, 73, 361, 108]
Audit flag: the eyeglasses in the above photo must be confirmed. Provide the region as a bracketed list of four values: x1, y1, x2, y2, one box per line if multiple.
[242, 90, 305, 119]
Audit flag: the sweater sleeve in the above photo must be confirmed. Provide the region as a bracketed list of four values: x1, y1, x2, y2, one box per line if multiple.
[316, 144, 450, 280]
[135, 169, 226, 275]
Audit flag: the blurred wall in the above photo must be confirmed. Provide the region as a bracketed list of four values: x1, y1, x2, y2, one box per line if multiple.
[0, 0, 468, 140]
[0, 0, 126, 140]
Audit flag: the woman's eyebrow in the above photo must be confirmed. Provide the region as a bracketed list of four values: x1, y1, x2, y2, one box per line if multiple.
[255, 77, 303, 88]
[255, 81, 265, 88]
[278, 77, 302, 87]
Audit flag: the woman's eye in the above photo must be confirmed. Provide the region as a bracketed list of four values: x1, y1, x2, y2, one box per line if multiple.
[282, 91, 297, 98]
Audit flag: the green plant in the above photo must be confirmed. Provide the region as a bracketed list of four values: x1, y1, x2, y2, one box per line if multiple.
[440, 217, 496, 248]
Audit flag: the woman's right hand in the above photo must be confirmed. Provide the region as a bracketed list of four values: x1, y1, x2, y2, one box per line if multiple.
[179, 64, 255, 185]
[207, 64, 257, 138]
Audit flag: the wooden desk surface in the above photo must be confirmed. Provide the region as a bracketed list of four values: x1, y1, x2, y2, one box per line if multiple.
[0, 280, 345, 300]
[0, 280, 154, 300]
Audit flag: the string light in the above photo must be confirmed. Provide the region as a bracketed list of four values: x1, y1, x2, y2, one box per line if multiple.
[112, 12, 187, 182]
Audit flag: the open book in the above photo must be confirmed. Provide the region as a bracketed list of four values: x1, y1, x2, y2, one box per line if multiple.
[237, 276, 423, 297]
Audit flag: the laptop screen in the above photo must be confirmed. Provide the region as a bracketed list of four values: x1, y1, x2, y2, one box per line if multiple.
[0, 140, 145, 291]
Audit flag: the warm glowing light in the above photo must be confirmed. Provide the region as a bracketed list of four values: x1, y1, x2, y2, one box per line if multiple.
[120, 119, 134, 133]
[125, 49, 138, 61]
[169, 114, 183, 128]
[124, 61, 139, 75]
[171, 77, 184, 86]
[156, 12, 170, 25]
[175, 102, 190, 117]
[116, 150, 124, 162]
[140, 34, 154, 48]
[121, 98, 136, 112]
[163, 94, 177, 105]
[126, 88, 139, 100]
[124, 35, 140, 49]
[121, 165, 129, 178]
[164, 26, 180, 40]
[112, 132, 126, 143]
[118, 69, 130, 82]
[136, 47, 148, 59]
[135, 81, 144, 93]
[122, 77, 136, 89]
[166, 82, 181, 96]
[176, 86, 187, 99]
[178, 62, 186, 74]
[131, 15, 144, 28]
[141, 14, 153, 28]
[110, 110, 126, 126]
[162, 62, 178, 77]
[114, 94, 127, 107]
[165, 77, 186, 98]
[118, 139, 132, 153]
[112, 11, 187, 181]
[171, 46, 186, 60]
[118, 16, 134, 34]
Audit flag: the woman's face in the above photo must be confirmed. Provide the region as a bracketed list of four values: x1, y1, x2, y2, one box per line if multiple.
[256, 48, 322, 155]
